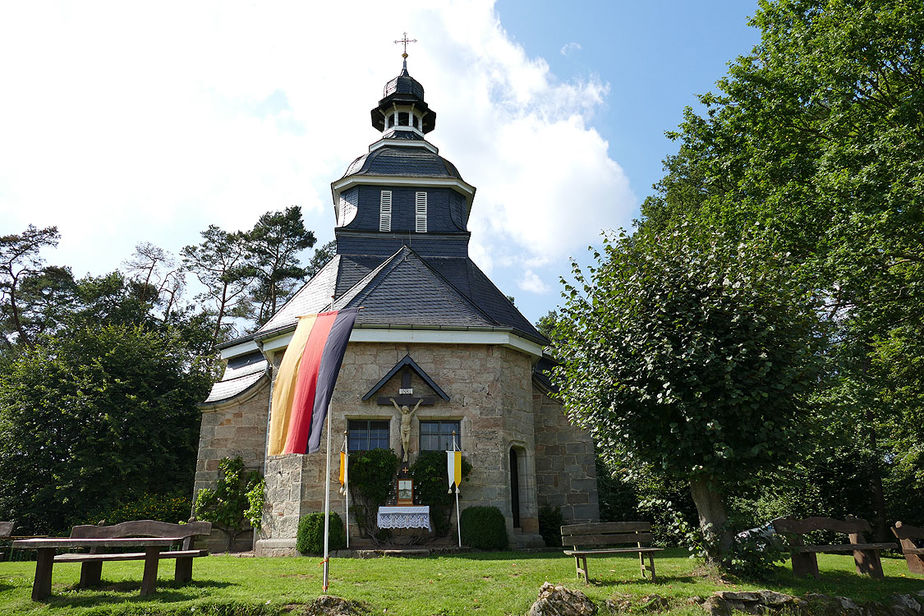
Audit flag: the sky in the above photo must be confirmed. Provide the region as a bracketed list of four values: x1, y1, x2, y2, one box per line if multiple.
[0, 1, 761, 325]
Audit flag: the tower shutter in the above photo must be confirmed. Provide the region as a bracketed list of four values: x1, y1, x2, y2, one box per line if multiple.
[415, 191, 427, 233]
[380, 190, 392, 232]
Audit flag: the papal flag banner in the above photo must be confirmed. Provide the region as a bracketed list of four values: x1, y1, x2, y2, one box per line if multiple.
[269, 309, 359, 455]
[447, 449, 462, 493]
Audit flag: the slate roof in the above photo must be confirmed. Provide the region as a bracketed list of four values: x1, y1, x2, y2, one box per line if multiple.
[343, 145, 462, 181]
[236, 246, 546, 346]
[532, 355, 559, 394]
[332, 246, 498, 329]
[384, 64, 425, 99]
[255, 254, 340, 337]
[203, 351, 267, 404]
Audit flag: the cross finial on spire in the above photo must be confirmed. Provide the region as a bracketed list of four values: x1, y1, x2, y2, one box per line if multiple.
[394, 32, 417, 59]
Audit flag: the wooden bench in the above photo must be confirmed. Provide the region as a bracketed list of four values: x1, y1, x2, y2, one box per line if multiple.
[892, 521, 924, 575]
[561, 521, 663, 584]
[60, 520, 212, 588]
[772, 516, 896, 579]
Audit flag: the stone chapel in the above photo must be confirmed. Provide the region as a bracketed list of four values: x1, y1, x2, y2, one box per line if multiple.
[193, 55, 599, 556]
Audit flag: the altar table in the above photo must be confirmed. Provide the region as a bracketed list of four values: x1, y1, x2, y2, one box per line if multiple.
[377, 506, 431, 531]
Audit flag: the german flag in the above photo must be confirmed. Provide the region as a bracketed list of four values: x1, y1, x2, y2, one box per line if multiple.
[269, 309, 358, 455]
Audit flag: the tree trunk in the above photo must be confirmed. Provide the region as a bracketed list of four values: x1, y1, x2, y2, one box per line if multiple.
[689, 476, 733, 564]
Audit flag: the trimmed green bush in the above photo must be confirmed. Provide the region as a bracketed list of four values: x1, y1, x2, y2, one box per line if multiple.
[460, 506, 507, 550]
[538, 506, 563, 547]
[297, 511, 346, 555]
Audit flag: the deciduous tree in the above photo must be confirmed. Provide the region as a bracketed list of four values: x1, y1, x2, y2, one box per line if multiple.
[553, 226, 822, 561]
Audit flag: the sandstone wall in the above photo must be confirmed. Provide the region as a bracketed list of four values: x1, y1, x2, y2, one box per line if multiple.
[193, 376, 270, 552]
[256, 341, 545, 554]
[533, 388, 599, 524]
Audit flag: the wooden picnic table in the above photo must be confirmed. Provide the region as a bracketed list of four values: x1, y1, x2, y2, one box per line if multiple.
[13, 536, 183, 600]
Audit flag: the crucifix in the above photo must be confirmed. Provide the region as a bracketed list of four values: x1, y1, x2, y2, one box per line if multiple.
[376, 367, 434, 462]
[394, 32, 418, 58]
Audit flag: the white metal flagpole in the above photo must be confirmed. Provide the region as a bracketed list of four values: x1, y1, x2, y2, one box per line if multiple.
[343, 431, 350, 549]
[322, 402, 332, 592]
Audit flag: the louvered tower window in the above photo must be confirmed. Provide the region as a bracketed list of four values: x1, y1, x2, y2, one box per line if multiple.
[415, 191, 427, 233]
[379, 190, 392, 232]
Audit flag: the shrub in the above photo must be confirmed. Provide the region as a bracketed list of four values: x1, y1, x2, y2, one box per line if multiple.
[538, 506, 563, 547]
[195, 456, 265, 551]
[409, 450, 472, 536]
[297, 512, 346, 555]
[725, 527, 788, 580]
[460, 506, 507, 550]
[347, 448, 399, 539]
[88, 492, 191, 525]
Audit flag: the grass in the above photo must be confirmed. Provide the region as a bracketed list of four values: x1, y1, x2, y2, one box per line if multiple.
[0, 549, 921, 615]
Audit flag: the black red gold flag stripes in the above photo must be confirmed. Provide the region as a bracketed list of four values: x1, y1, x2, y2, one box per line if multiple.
[268, 309, 358, 455]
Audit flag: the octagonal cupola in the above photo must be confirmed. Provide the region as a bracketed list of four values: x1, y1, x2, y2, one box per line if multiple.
[370, 57, 436, 137]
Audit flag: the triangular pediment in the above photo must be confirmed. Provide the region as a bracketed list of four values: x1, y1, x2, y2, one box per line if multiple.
[361, 354, 449, 405]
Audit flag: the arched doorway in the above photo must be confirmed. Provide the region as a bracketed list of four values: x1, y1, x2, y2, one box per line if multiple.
[509, 447, 521, 529]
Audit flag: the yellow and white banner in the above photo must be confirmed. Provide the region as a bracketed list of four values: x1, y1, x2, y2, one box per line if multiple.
[447, 449, 461, 493]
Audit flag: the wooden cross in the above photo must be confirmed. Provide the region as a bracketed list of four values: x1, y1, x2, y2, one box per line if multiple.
[376, 367, 434, 406]
[394, 32, 418, 58]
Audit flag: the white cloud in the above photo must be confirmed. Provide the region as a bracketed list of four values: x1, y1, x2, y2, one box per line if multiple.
[561, 42, 583, 56]
[518, 269, 550, 294]
[0, 0, 636, 313]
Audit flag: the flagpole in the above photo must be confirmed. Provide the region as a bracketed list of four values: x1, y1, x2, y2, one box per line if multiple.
[344, 431, 350, 549]
[322, 402, 332, 592]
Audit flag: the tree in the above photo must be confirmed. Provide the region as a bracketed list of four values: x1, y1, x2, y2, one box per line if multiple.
[305, 240, 337, 279]
[245, 207, 316, 326]
[552, 226, 822, 561]
[181, 226, 256, 352]
[1, 265, 77, 354]
[535, 310, 559, 342]
[0, 225, 62, 350]
[0, 323, 210, 533]
[639, 0, 924, 540]
[123, 242, 185, 319]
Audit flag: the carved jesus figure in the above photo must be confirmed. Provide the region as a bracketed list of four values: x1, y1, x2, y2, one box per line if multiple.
[390, 397, 422, 462]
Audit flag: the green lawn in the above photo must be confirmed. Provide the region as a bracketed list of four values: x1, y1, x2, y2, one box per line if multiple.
[0, 550, 921, 615]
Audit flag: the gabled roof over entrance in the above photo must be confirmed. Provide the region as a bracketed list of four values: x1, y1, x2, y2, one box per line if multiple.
[361, 353, 450, 402]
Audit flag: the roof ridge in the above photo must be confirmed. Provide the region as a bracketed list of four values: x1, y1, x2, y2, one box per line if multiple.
[332, 246, 410, 309]
[406, 249, 501, 327]
[462, 260, 548, 344]
[334, 246, 497, 327]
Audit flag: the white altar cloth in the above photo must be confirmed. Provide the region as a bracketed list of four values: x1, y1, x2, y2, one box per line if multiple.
[377, 506, 431, 531]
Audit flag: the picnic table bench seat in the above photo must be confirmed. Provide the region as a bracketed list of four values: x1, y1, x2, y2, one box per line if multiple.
[772, 516, 896, 579]
[561, 521, 663, 583]
[892, 521, 924, 575]
[61, 519, 212, 587]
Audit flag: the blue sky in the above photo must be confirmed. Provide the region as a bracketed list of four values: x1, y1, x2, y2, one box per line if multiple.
[0, 1, 761, 330]
[497, 0, 761, 215]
